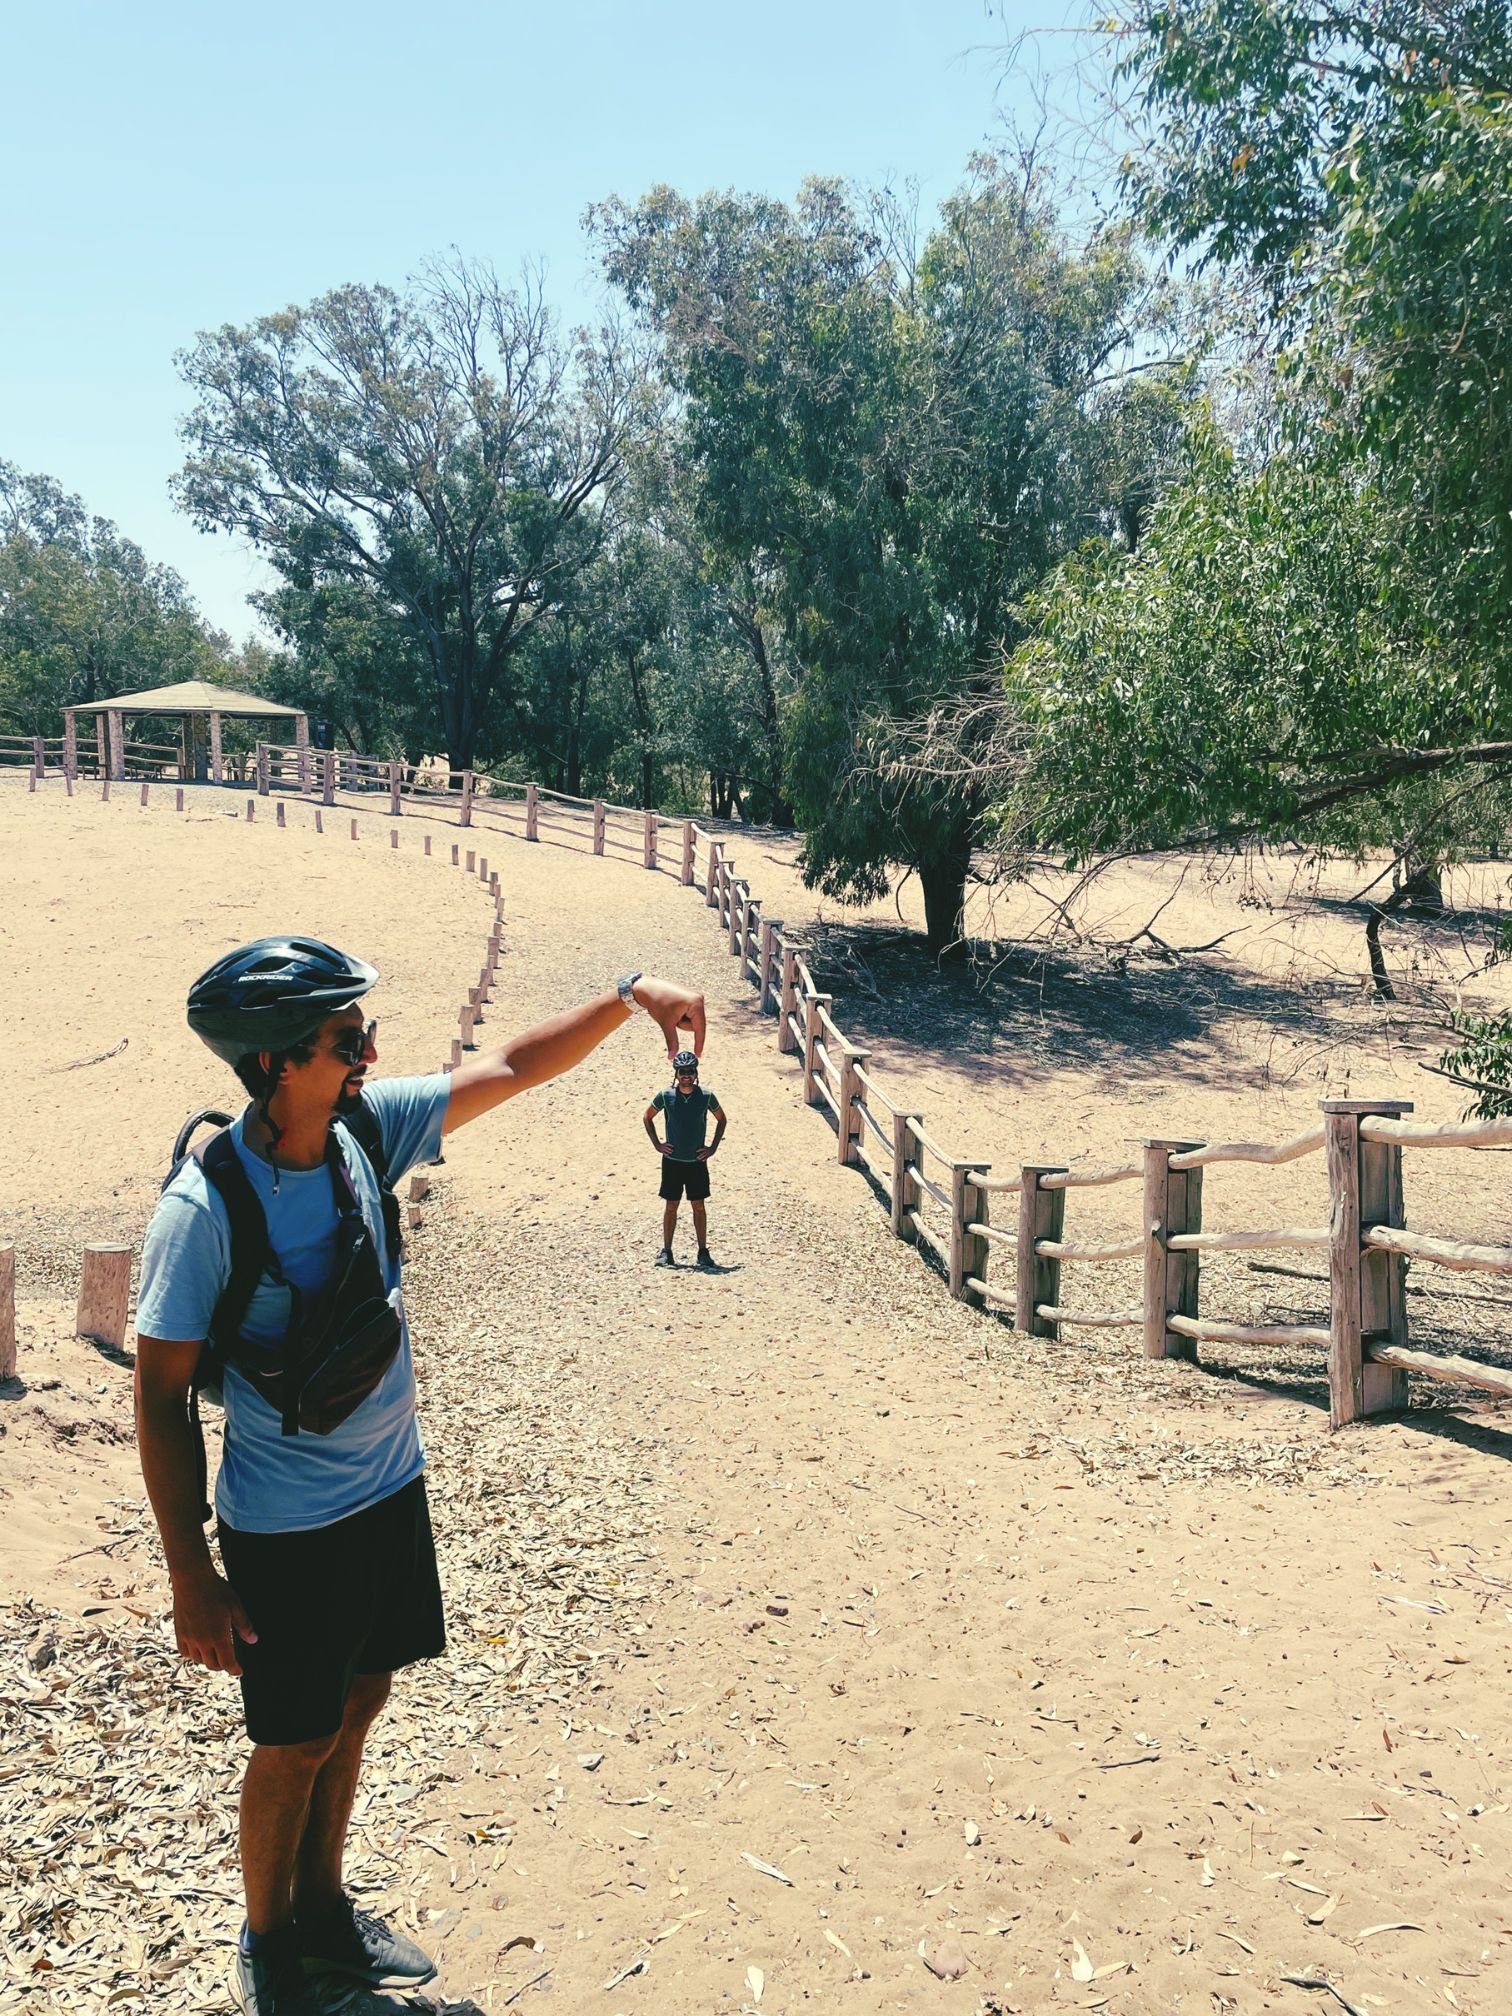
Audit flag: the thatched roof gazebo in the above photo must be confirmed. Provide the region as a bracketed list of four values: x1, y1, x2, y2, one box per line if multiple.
[66, 681, 308, 784]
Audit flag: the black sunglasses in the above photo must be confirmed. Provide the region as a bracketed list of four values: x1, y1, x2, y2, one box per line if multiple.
[329, 1020, 376, 1066]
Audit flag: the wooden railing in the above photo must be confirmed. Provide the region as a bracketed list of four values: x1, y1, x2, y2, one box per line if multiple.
[22, 742, 1512, 1431]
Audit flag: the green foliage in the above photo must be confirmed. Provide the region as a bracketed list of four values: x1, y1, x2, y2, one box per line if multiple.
[1438, 1004, 1512, 1119]
[0, 462, 226, 733]
[596, 159, 1178, 946]
[173, 259, 641, 768]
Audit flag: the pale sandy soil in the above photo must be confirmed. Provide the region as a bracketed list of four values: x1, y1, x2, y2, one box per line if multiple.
[6, 777, 1512, 2016]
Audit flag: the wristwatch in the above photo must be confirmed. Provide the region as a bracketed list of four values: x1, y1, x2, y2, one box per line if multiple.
[617, 971, 643, 1012]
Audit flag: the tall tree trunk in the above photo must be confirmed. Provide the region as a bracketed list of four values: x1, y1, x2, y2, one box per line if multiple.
[918, 832, 974, 959]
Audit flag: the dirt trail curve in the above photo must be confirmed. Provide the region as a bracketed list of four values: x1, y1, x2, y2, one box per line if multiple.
[4, 783, 1512, 2016]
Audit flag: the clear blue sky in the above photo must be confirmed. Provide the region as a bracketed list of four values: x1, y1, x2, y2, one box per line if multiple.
[1, 2, 1051, 641]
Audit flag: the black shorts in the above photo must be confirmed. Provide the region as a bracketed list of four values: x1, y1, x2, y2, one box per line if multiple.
[217, 1474, 446, 1747]
[659, 1156, 711, 1202]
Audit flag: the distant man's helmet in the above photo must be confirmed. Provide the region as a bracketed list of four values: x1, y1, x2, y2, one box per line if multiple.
[673, 1050, 699, 1075]
[187, 936, 378, 1066]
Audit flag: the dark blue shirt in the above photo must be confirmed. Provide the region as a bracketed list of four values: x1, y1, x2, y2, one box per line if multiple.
[653, 1084, 721, 1159]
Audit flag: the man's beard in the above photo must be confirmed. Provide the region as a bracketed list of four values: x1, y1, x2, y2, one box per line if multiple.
[335, 1079, 365, 1116]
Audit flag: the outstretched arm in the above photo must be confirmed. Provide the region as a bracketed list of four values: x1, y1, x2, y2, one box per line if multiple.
[444, 977, 705, 1134]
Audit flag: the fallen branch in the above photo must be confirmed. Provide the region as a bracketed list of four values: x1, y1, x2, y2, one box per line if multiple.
[50, 1037, 128, 1074]
[1280, 1974, 1370, 2016]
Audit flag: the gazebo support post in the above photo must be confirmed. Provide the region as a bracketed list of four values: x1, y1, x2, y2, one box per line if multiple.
[107, 709, 125, 782]
[63, 710, 77, 781]
[296, 714, 310, 793]
[95, 717, 107, 777]
[210, 712, 223, 783]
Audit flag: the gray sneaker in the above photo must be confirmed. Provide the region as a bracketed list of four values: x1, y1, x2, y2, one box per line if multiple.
[298, 1895, 437, 1987]
[232, 1931, 327, 2016]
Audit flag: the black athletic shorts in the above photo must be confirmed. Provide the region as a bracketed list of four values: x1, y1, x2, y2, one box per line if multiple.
[659, 1156, 711, 1203]
[217, 1474, 446, 1747]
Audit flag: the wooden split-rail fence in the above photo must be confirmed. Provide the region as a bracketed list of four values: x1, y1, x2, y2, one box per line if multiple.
[12, 749, 1512, 1433]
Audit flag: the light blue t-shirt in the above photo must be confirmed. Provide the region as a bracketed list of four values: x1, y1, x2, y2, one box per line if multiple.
[136, 1075, 450, 1535]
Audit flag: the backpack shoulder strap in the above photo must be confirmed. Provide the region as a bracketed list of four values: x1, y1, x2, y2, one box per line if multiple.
[200, 1131, 273, 1357]
[340, 1093, 403, 1262]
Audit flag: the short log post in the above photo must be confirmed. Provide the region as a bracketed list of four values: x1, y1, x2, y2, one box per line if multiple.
[643, 810, 656, 870]
[349, 818, 358, 840]
[759, 919, 782, 1014]
[891, 1114, 923, 1240]
[593, 799, 606, 854]
[957, 1168, 990, 1303]
[277, 801, 287, 829]
[27, 771, 36, 794]
[423, 833, 431, 857]
[175, 787, 185, 812]
[76, 1243, 132, 1349]
[449, 1038, 462, 1069]
[388, 828, 397, 849]
[0, 1240, 15, 1381]
[525, 783, 539, 841]
[777, 945, 800, 1053]
[705, 840, 721, 907]
[478, 854, 488, 883]
[466, 849, 477, 874]
[1015, 1167, 1067, 1338]
[139, 781, 149, 807]
[949, 1161, 990, 1300]
[1141, 1140, 1204, 1360]
[314, 810, 323, 833]
[1324, 1098, 1414, 1427]
[210, 712, 223, 783]
[389, 760, 402, 815]
[460, 1005, 476, 1049]
[836, 1042, 869, 1165]
[245, 798, 255, 821]
[256, 742, 270, 795]
[460, 770, 474, 827]
[409, 1173, 430, 1204]
[101, 778, 110, 801]
[802, 993, 832, 1106]
[681, 820, 695, 885]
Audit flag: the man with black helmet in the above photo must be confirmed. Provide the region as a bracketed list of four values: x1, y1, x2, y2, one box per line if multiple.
[134, 940, 702, 2015]
[644, 1048, 726, 1269]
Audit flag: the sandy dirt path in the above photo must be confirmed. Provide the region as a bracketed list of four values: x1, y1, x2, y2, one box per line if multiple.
[5, 779, 1512, 2016]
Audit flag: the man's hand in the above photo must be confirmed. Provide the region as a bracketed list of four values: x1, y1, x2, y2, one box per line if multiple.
[633, 978, 706, 1059]
[172, 1566, 258, 1675]
[657, 1140, 672, 1155]
[696, 1144, 716, 1161]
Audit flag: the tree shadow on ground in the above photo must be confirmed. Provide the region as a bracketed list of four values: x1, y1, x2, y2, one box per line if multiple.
[788, 919, 1370, 1097]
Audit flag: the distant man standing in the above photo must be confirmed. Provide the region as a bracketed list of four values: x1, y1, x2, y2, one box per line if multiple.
[644, 1050, 726, 1269]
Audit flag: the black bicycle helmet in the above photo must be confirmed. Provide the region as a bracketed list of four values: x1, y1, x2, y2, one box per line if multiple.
[672, 1049, 699, 1074]
[187, 936, 379, 1066]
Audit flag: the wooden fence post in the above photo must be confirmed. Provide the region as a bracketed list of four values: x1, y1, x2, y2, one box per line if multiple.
[1015, 1167, 1066, 1337]
[76, 1243, 132, 1348]
[705, 840, 721, 907]
[1324, 1098, 1413, 1426]
[740, 890, 757, 973]
[466, 849, 476, 874]
[949, 1160, 990, 1299]
[32, 736, 45, 779]
[460, 1005, 476, 1048]
[460, 771, 473, 827]
[0, 1241, 14, 1381]
[256, 743, 270, 795]
[526, 783, 539, 841]
[802, 993, 832, 1106]
[322, 750, 336, 804]
[778, 945, 800, 1053]
[836, 1043, 870, 1165]
[389, 760, 402, 815]
[276, 800, 287, 828]
[681, 821, 695, 885]
[1142, 1139, 1204, 1360]
[759, 919, 782, 1014]
[593, 799, 606, 854]
[643, 810, 657, 870]
[891, 1115, 923, 1240]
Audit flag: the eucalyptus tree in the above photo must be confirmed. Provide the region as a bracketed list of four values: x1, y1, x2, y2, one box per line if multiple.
[173, 257, 645, 769]
[596, 158, 1174, 951]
